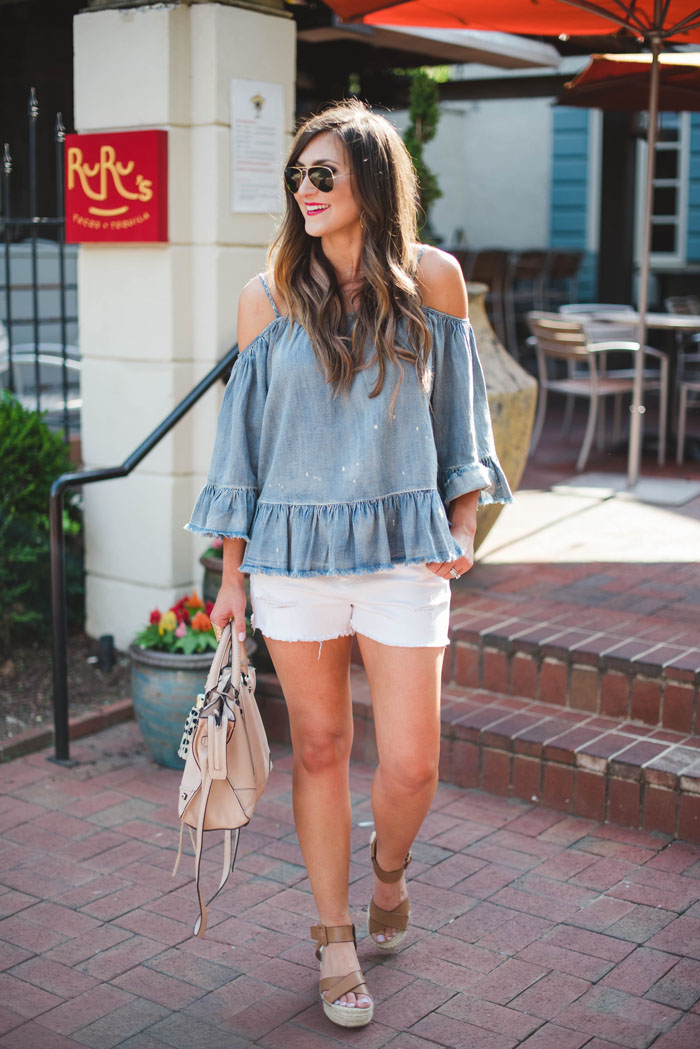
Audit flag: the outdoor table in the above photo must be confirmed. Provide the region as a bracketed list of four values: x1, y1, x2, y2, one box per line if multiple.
[592, 310, 700, 334]
[590, 309, 700, 457]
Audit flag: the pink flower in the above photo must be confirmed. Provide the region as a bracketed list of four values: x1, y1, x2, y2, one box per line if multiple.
[175, 621, 187, 639]
[211, 537, 224, 550]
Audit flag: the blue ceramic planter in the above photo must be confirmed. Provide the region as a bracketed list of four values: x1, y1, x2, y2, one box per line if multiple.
[129, 645, 213, 769]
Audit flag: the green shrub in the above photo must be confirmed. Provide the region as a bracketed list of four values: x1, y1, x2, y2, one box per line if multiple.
[0, 392, 84, 650]
[403, 70, 443, 237]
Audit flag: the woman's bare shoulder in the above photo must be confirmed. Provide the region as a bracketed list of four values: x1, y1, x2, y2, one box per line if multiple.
[237, 272, 282, 352]
[416, 245, 468, 320]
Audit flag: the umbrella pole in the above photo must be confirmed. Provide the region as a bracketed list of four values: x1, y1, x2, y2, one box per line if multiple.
[628, 32, 661, 488]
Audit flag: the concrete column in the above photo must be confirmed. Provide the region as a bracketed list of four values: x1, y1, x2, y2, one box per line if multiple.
[74, 1, 295, 649]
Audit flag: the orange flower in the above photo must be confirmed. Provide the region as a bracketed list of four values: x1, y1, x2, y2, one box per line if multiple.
[191, 611, 211, 632]
[188, 589, 205, 610]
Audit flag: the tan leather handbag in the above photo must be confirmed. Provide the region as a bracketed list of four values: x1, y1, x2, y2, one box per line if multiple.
[172, 621, 271, 937]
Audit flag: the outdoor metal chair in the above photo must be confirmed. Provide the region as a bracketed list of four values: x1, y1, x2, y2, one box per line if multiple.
[9, 341, 80, 360]
[676, 380, 700, 464]
[527, 311, 668, 472]
[558, 304, 639, 436]
[665, 295, 700, 314]
[460, 249, 509, 344]
[664, 296, 700, 379]
[543, 250, 584, 311]
[504, 250, 549, 360]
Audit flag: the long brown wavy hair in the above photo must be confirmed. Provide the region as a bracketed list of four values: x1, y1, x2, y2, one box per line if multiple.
[269, 100, 432, 408]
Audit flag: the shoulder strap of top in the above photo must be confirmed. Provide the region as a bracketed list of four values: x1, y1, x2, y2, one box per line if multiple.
[416, 245, 425, 265]
[258, 274, 280, 318]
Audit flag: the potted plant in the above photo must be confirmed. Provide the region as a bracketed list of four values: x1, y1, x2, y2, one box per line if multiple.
[129, 590, 221, 769]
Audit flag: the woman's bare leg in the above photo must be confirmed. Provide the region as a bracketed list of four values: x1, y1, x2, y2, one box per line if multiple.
[263, 634, 370, 1009]
[357, 635, 444, 943]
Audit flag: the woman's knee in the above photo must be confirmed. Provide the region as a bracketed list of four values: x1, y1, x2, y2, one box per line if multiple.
[379, 753, 439, 793]
[294, 729, 352, 776]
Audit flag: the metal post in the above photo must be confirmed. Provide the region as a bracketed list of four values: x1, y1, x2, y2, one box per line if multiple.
[627, 32, 661, 489]
[55, 113, 69, 442]
[28, 87, 41, 413]
[2, 144, 13, 393]
[49, 478, 72, 764]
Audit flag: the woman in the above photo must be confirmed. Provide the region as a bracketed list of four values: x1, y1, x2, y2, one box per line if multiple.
[187, 100, 511, 1029]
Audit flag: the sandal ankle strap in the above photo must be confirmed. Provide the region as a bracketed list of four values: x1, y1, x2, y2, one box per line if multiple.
[310, 923, 356, 960]
[370, 833, 412, 883]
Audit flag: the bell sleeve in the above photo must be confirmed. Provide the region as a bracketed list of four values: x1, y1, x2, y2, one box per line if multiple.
[431, 316, 513, 508]
[185, 343, 268, 540]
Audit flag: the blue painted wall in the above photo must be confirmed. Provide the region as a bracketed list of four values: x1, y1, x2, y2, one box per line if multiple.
[550, 108, 597, 301]
[687, 114, 700, 262]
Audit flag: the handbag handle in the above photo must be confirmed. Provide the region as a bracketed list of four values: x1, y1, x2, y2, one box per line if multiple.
[204, 621, 248, 697]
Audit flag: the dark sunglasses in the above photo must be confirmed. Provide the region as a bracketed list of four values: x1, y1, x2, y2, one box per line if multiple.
[283, 165, 348, 194]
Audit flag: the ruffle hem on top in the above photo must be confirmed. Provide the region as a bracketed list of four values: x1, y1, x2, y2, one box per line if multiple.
[185, 449, 510, 577]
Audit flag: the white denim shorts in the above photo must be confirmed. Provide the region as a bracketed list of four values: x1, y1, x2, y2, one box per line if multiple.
[250, 564, 451, 648]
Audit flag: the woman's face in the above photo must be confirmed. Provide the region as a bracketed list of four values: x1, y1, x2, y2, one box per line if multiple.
[291, 131, 362, 238]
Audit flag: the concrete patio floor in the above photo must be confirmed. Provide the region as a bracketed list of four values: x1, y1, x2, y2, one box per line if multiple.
[1, 720, 700, 1049]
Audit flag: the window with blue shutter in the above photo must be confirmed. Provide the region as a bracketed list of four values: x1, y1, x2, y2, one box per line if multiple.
[687, 114, 700, 262]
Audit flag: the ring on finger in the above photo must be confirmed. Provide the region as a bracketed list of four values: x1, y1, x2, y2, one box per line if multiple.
[449, 567, 461, 579]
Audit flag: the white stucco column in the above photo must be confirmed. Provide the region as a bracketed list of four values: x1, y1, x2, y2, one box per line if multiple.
[74, 0, 295, 650]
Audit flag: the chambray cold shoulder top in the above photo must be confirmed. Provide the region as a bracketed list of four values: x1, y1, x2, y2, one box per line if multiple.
[186, 277, 512, 577]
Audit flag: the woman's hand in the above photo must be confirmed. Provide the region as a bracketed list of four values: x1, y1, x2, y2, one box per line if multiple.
[426, 523, 475, 580]
[210, 579, 248, 643]
[210, 537, 248, 641]
[426, 490, 479, 581]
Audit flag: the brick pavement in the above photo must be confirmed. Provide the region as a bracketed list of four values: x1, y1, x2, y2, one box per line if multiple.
[2, 720, 700, 1048]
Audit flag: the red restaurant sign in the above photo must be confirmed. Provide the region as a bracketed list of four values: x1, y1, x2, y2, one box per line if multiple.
[65, 130, 168, 243]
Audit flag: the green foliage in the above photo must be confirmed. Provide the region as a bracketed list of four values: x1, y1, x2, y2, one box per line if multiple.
[423, 66, 451, 85]
[393, 64, 451, 84]
[174, 629, 218, 655]
[0, 392, 84, 650]
[402, 69, 443, 234]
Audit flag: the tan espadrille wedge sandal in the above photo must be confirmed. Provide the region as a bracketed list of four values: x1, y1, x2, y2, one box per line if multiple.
[310, 923, 374, 1028]
[367, 830, 412, 951]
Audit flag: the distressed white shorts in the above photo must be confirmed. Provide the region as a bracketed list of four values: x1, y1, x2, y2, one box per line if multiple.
[249, 564, 451, 648]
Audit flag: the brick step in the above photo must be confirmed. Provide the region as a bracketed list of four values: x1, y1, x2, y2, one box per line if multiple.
[446, 612, 700, 736]
[256, 670, 700, 843]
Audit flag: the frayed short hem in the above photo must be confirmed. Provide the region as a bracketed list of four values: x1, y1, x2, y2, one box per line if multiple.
[257, 627, 356, 644]
[258, 627, 449, 649]
[355, 631, 450, 649]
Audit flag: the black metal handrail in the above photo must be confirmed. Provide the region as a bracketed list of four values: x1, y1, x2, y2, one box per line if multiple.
[49, 343, 239, 763]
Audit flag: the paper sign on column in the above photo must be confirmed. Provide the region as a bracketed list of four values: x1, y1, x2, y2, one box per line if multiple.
[230, 79, 285, 214]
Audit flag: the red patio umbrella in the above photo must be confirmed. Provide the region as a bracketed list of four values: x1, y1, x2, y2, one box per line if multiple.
[327, 1, 700, 38]
[322, 0, 700, 486]
[560, 51, 700, 109]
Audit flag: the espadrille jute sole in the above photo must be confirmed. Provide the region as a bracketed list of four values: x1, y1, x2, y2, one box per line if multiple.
[321, 994, 374, 1027]
[367, 901, 409, 951]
